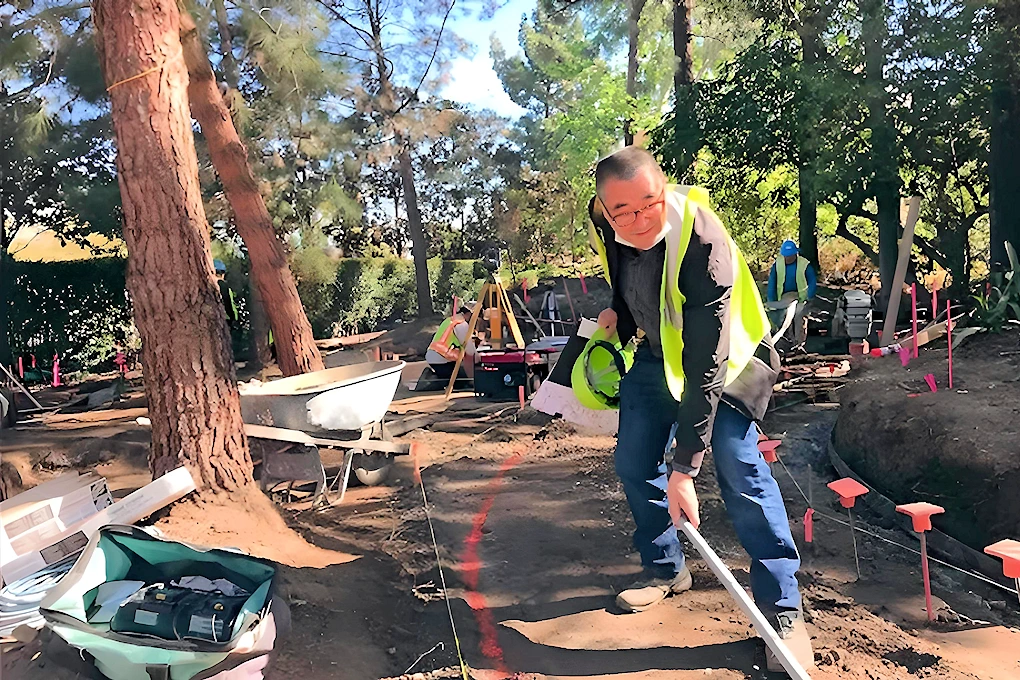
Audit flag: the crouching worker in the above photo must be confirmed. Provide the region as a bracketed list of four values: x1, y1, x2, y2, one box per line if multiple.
[426, 307, 477, 380]
[585, 147, 813, 673]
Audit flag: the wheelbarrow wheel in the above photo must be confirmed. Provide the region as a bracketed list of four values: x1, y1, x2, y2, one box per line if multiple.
[353, 452, 394, 486]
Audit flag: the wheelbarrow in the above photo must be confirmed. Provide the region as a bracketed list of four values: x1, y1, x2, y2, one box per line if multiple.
[239, 361, 410, 506]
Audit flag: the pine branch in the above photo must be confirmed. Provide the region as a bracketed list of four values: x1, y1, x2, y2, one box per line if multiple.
[393, 0, 456, 116]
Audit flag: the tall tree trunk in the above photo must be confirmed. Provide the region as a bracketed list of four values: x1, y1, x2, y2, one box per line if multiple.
[624, 0, 648, 146]
[179, 10, 324, 376]
[672, 0, 693, 96]
[93, 0, 252, 493]
[0, 131, 12, 367]
[671, 0, 697, 175]
[368, 7, 433, 316]
[862, 0, 900, 307]
[397, 146, 433, 315]
[794, 2, 822, 269]
[210, 0, 238, 87]
[206, 0, 271, 365]
[0, 249, 12, 368]
[248, 273, 273, 366]
[989, 3, 1020, 272]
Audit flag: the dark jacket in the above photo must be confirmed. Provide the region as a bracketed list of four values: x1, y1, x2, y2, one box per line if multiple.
[590, 200, 779, 476]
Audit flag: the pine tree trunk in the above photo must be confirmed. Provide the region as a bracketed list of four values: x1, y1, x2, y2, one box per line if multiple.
[863, 0, 901, 307]
[990, 87, 1020, 271]
[398, 146, 434, 315]
[211, 0, 238, 87]
[179, 11, 324, 376]
[797, 169, 820, 269]
[0, 249, 12, 368]
[671, 0, 696, 174]
[248, 276, 273, 367]
[93, 0, 252, 494]
[624, 0, 648, 146]
[989, 3, 1020, 272]
[672, 0, 694, 95]
[794, 2, 822, 270]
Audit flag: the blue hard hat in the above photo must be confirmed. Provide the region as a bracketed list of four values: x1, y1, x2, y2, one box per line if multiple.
[213, 259, 227, 273]
[780, 240, 799, 257]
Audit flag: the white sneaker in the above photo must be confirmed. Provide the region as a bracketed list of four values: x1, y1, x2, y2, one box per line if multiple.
[615, 565, 693, 613]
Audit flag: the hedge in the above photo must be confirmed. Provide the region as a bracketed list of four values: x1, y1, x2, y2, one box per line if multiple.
[4, 256, 486, 373]
[299, 257, 487, 336]
[5, 257, 134, 372]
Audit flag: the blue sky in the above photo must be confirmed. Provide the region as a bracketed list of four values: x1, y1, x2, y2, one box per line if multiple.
[442, 0, 535, 118]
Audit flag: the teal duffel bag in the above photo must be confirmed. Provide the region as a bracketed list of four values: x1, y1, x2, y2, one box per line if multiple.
[40, 525, 288, 680]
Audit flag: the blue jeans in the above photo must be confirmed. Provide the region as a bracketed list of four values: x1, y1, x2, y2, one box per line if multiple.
[615, 350, 802, 614]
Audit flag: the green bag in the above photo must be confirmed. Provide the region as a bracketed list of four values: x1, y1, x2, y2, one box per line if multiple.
[41, 525, 284, 680]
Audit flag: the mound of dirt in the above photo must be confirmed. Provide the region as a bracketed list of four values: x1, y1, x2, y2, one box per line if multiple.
[834, 328, 1020, 549]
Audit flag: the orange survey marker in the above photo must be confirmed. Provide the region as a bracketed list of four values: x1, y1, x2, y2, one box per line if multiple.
[984, 539, 1020, 609]
[897, 502, 946, 622]
[758, 439, 782, 464]
[828, 477, 868, 508]
[828, 478, 869, 579]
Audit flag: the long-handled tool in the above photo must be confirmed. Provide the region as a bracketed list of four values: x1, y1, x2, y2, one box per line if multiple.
[678, 520, 812, 680]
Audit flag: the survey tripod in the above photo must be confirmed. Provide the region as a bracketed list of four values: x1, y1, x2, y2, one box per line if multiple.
[443, 274, 526, 399]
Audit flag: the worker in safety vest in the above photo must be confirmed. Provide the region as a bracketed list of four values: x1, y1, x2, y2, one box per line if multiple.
[767, 240, 817, 348]
[214, 259, 240, 329]
[587, 147, 812, 673]
[426, 307, 477, 380]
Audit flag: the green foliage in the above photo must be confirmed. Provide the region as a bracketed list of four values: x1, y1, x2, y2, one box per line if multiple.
[7, 258, 134, 372]
[972, 243, 1020, 332]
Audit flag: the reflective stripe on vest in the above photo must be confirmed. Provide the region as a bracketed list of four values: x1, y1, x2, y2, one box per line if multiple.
[588, 185, 768, 403]
[428, 317, 464, 361]
[775, 256, 810, 302]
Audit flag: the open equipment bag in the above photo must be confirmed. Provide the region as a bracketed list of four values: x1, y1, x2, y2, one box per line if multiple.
[40, 525, 288, 680]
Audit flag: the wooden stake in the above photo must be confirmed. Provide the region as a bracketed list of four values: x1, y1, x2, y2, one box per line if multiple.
[911, 283, 919, 358]
[947, 300, 953, 389]
[881, 197, 921, 347]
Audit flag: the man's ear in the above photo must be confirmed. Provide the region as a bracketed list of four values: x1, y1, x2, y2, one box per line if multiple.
[589, 195, 608, 227]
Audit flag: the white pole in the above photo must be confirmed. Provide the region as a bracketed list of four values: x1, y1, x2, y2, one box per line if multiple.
[679, 520, 812, 680]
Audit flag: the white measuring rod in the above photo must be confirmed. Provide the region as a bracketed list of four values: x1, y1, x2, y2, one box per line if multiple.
[679, 520, 813, 680]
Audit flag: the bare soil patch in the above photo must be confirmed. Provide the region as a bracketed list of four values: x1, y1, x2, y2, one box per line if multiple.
[834, 328, 1020, 549]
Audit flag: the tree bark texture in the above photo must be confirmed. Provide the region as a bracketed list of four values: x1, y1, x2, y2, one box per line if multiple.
[794, 1, 823, 269]
[210, 0, 238, 88]
[179, 10, 324, 376]
[93, 0, 252, 494]
[398, 146, 434, 315]
[862, 0, 901, 307]
[672, 0, 694, 96]
[989, 2, 1020, 271]
[624, 0, 648, 146]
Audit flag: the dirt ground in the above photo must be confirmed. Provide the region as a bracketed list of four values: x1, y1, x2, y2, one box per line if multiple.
[835, 328, 1020, 549]
[2, 380, 1019, 679]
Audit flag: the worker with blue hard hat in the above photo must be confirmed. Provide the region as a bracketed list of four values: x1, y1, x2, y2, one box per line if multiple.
[767, 241, 817, 348]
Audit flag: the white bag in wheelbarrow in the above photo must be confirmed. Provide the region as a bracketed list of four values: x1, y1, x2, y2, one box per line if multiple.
[40, 525, 288, 680]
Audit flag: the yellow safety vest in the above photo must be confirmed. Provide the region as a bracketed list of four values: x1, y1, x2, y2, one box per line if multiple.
[775, 255, 810, 302]
[589, 186, 769, 403]
[428, 317, 464, 362]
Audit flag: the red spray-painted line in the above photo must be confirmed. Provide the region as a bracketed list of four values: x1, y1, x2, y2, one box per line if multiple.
[459, 450, 525, 675]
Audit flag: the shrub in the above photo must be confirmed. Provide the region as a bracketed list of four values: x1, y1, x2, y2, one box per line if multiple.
[297, 257, 486, 337]
[6, 258, 134, 373]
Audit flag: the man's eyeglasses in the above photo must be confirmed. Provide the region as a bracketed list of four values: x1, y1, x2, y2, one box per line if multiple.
[609, 196, 665, 228]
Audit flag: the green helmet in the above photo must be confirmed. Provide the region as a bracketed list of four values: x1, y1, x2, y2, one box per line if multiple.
[571, 327, 635, 410]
